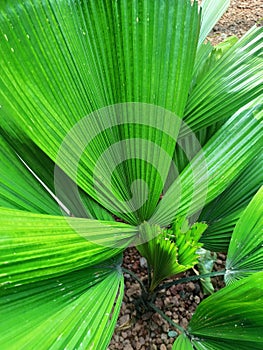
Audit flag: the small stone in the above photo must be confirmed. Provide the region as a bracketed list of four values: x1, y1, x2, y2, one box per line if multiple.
[171, 297, 179, 307]
[164, 297, 172, 307]
[194, 295, 200, 304]
[160, 344, 167, 350]
[135, 342, 141, 350]
[139, 337, 145, 345]
[140, 257, 148, 268]
[123, 345, 133, 350]
[119, 314, 130, 326]
[152, 313, 163, 326]
[162, 323, 169, 332]
[180, 317, 189, 328]
[161, 333, 167, 341]
[170, 286, 177, 296]
[168, 330, 178, 338]
[186, 282, 195, 292]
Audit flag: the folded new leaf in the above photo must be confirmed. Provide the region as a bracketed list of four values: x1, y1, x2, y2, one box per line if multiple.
[137, 219, 207, 291]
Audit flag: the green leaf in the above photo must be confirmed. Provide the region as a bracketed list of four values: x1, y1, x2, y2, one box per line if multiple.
[151, 98, 263, 227]
[197, 248, 217, 295]
[190, 41, 213, 93]
[188, 271, 263, 349]
[199, 153, 263, 251]
[198, 0, 230, 46]
[137, 220, 206, 291]
[200, 211, 241, 252]
[0, 207, 137, 287]
[0, 0, 201, 225]
[225, 187, 263, 284]
[190, 36, 238, 101]
[0, 134, 61, 215]
[200, 153, 263, 223]
[182, 26, 263, 136]
[0, 266, 124, 350]
[172, 334, 194, 350]
[1, 130, 113, 220]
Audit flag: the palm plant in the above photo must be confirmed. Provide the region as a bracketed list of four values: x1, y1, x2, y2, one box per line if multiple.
[0, 0, 262, 349]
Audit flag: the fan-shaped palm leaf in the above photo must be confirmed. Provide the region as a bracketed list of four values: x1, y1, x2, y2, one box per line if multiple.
[225, 186, 263, 284]
[187, 271, 263, 350]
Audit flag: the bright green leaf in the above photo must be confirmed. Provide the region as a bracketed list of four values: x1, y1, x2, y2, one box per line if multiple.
[151, 98, 263, 226]
[198, 0, 230, 46]
[0, 207, 137, 287]
[137, 220, 206, 291]
[172, 334, 194, 350]
[0, 0, 201, 225]
[189, 271, 263, 349]
[182, 26, 263, 136]
[200, 153, 263, 251]
[0, 266, 124, 350]
[225, 186, 263, 284]
[0, 134, 61, 215]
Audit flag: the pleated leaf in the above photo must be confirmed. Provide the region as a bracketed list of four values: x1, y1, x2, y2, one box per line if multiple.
[200, 153, 263, 251]
[182, 26, 263, 136]
[172, 334, 193, 350]
[1, 130, 113, 220]
[0, 266, 124, 350]
[200, 211, 241, 252]
[190, 36, 238, 101]
[188, 271, 263, 349]
[137, 220, 206, 291]
[0, 207, 137, 287]
[198, 0, 230, 46]
[151, 98, 263, 227]
[0, 0, 201, 225]
[0, 134, 61, 215]
[200, 153, 263, 223]
[225, 186, 263, 284]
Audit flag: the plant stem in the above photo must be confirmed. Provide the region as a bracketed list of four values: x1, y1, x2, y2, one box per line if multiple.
[148, 302, 186, 334]
[155, 270, 226, 292]
[122, 267, 147, 294]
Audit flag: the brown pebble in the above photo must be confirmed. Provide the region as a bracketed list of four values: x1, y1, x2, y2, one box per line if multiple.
[186, 282, 195, 292]
[180, 317, 189, 328]
[152, 313, 163, 326]
[119, 314, 130, 326]
[123, 345, 133, 350]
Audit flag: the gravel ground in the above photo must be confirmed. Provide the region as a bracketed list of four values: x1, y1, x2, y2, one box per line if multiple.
[108, 248, 225, 350]
[108, 1, 262, 349]
[208, 0, 263, 44]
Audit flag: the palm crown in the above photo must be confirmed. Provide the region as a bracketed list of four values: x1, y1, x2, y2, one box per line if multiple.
[0, 0, 262, 349]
